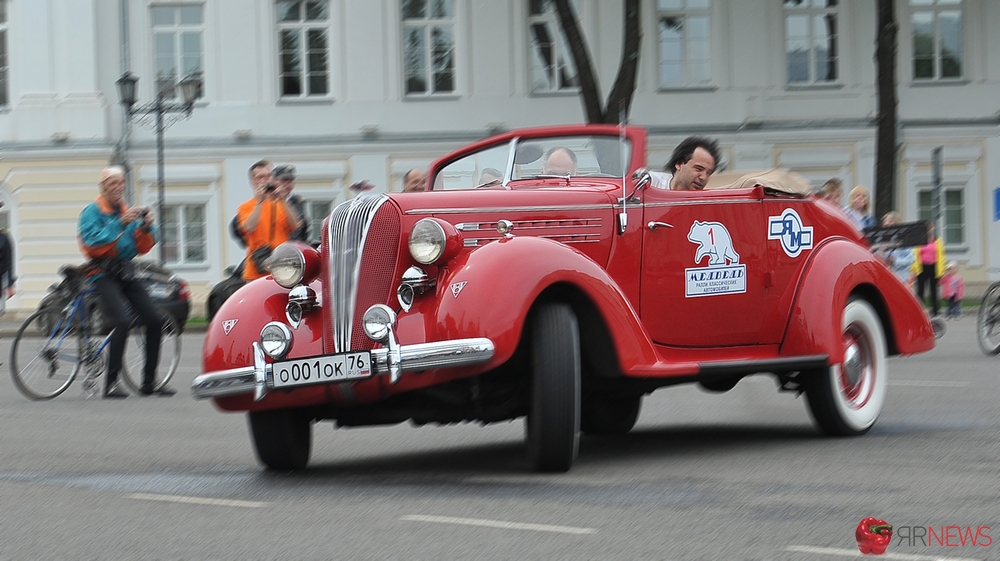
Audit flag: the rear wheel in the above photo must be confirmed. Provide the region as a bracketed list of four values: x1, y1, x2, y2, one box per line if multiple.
[581, 394, 642, 436]
[525, 303, 581, 472]
[977, 283, 1000, 355]
[804, 299, 887, 436]
[248, 409, 312, 470]
[119, 312, 181, 393]
[10, 310, 81, 400]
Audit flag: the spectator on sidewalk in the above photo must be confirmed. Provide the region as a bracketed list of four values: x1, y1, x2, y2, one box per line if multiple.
[940, 261, 964, 319]
[0, 203, 16, 312]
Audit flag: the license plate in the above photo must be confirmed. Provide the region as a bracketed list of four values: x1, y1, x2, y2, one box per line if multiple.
[147, 285, 172, 299]
[272, 352, 372, 389]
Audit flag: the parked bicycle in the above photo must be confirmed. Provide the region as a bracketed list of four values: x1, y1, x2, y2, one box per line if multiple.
[8, 263, 181, 400]
[977, 278, 1000, 355]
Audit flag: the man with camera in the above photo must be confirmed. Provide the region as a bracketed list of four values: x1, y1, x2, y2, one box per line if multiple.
[235, 160, 303, 280]
[78, 165, 173, 398]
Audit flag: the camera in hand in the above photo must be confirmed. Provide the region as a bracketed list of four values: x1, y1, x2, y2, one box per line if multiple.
[139, 208, 150, 218]
[264, 183, 276, 193]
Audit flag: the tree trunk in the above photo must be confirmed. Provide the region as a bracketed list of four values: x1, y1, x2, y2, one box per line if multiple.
[552, 0, 603, 124]
[554, 0, 641, 124]
[874, 0, 898, 223]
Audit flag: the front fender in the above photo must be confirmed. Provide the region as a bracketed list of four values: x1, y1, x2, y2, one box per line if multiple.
[430, 236, 659, 373]
[781, 239, 935, 363]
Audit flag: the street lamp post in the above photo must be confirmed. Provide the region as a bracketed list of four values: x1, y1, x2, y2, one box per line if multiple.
[115, 72, 199, 264]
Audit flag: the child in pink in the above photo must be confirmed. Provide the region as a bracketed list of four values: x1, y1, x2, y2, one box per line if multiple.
[939, 261, 964, 319]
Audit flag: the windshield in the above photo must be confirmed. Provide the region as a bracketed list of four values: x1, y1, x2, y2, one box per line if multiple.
[433, 134, 632, 190]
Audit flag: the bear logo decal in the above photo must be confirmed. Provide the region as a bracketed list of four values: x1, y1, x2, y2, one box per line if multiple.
[687, 221, 740, 266]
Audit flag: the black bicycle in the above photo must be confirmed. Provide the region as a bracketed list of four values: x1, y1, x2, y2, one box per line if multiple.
[9, 263, 181, 400]
[977, 279, 1000, 355]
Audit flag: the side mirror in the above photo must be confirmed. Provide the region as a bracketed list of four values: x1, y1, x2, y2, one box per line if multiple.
[627, 168, 651, 200]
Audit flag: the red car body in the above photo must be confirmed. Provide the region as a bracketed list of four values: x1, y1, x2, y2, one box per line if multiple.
[194, 124, 934, 472]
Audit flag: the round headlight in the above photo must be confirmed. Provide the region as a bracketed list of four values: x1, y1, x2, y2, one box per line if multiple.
[267, 243, 305, 288]
[362, 304, 397, 343]
[260, 322, 293, 359]
[408, 218, 447, 264]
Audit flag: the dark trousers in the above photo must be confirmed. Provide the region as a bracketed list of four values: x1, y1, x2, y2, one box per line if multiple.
[916, 266, 939, 317]
[92, 274, 163, 388]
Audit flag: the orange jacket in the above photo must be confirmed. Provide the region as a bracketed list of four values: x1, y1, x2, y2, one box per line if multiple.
[237, 197, 297, 280]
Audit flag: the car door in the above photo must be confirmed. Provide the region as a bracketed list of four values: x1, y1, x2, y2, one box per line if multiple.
[639, 187, 770, 347]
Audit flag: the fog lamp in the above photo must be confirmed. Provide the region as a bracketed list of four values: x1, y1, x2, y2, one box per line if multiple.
[362, 304, 397, 343]
[259, 322, 293, 359]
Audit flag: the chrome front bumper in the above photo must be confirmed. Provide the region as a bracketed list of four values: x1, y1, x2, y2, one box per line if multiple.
[191, 337, 495, 401]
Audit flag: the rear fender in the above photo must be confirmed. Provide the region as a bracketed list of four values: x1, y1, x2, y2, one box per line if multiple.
[781, 239, 935, 362]
[431, 236, 658, 372]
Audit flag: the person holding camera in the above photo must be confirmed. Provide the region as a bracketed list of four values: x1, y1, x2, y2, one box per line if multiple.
[236, 160, 303, 280]
[78, 165, 173, 398]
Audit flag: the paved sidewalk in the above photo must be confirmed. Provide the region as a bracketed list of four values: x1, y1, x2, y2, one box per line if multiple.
[0, 317, 207, 337]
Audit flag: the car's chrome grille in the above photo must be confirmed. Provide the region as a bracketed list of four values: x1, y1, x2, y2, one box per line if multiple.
[323, 194, 390, 353]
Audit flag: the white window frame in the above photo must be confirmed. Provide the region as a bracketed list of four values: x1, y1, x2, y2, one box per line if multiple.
[783, 0, 840, 86]
[401, 0, 457, 97]
[277, 0, 332, 99]
[908, 0, 963, 82]
[150, 3, 205, 100]
[918, 186, 965, 246]
[527, 0, 578, 95]
[302, 199, 333, 245]
[0, 0, 8, 108]
[163, 203, 208, 266]
[656, 0, 713, 90]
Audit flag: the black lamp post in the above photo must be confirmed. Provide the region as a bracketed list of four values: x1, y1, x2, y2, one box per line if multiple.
[115, 72, 199, 264]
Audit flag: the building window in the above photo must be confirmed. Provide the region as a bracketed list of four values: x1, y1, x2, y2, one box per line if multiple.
[0, 0, 8, 108]
[911, 0, 962, 80]
[278, 1, 330, 97]
[657, 0, 712, 89]
[784, 0, 838, 85]
[151, 4, 205, 99]
[163, 204, 207, 265]
[401, 0, 456, 96]
[304, 200, 333, 245]
[528, 0, 578, 94]
[918, 188, 965, 245]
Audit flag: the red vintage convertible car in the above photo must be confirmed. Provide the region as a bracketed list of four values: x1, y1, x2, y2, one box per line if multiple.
[193, 124, 935, 472]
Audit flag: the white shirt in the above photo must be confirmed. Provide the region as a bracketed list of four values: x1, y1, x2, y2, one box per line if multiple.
[650, 171, 673, 190]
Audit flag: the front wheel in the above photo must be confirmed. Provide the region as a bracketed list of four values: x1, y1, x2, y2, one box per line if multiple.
[119, 312, 181, 394]
[525, 303, 581, 472]
[804, 299, 887, 436]
[581, 394, 642, 436]
[248, 409, 312, 470]
[977, 283, 1000, 355]
[10, 310, 82, 400]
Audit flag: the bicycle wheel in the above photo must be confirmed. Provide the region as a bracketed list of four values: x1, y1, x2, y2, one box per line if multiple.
[10, 310, 82, 400]
[977, 283, 1000, 355]
[119, 312, 181, 393]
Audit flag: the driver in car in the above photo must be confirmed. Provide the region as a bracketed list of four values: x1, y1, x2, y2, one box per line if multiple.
[541, 147, 578, 176]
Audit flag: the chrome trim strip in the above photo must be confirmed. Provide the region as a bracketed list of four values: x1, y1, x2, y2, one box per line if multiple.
[327, 195, 388, 353]
[643, 199, 762, 208]
[191, 337, 496, 399]
[464, 235, 600, 247]
[456, 220, 601, 232]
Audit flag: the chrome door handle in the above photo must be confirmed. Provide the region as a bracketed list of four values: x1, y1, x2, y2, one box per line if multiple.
[647, 221, 674, 230]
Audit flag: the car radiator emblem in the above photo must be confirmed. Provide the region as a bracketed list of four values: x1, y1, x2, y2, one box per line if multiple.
[450, 281, 468, 298]
[222, 319, 238, 335]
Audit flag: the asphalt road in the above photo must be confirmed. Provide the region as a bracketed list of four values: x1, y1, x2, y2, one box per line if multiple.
[0, 316, 996, 560]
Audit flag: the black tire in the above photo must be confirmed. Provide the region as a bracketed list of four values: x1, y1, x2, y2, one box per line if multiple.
[525, 303, 581, 472]
[804, 299, 887, 436]
[10, 310, 82, 400]
[248, 409, 312, 470]
[581, 394, 642, 435]
[119, 312, 181, 394]
[977, 283, 1000, 355]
